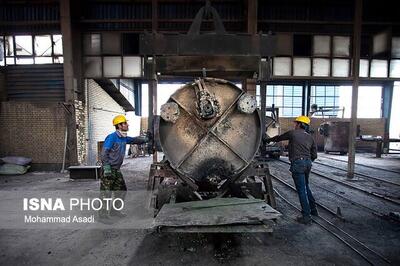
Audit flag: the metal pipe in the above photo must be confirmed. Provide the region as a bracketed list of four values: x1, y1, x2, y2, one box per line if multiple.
[347, 0, 363, 178]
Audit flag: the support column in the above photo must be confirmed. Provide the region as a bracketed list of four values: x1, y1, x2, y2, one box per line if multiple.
[148, 79, 158, 163]
[247, 0, 257, 35]
[347, 0, 363, 178]
[60, 0, 78, 166]
[152, 0, 158, 32]
[382, 81, 394, 151]
[260, 81, 267, 156]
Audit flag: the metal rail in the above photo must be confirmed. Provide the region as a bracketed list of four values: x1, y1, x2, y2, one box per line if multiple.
[313, 160, 400, 187]
[274, 188, 391, 265]
[276, 159, 400, 206]
[270, 173, 345, 220]
[270, 166, 399, 223]
[319, 155, 400, 175]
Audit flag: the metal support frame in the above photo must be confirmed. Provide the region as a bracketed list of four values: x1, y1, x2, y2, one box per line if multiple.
[382, 82, 394, 151]
[260, 81, 267, 156]
[60, 0, 78, 166]
[347, 0, 362, 179]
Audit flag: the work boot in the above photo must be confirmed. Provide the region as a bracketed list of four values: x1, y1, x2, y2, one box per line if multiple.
[110, 210, 127, 218]
[311, 209, 319, 217]
[296, 215, 312, 225]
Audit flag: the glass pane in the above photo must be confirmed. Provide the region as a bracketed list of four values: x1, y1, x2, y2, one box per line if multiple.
[292, 108, 302, 116]
[373, 32, 388, 55]
[34, 35, 52, 56]
[84, 34, 101, 55]
[293, 57, 311, 76]
[293, 86, 302, 96]
[313, 58, 330, 76]
[310, 86, 315, 96]
[332, 59, 350, 77]
[370, 60, 388, 78]
[325, 97, 335, 106]
[283, 86, 292, 96]
[266, 97, 273, 106]
[293, 97, 302, 107]
[84, 57, 102, 77]
[274, 97, 283, 107]
[5, 36, 14, 56]
[256, 85, 260, 96]
[315, 86, 325, 96]
[313, 35, 331, 56]
[275, 85, 283, 96]
[104, 56, 122, 77]
[266, 85, 274, 96]
[390, 60, 400, 78]
[102, 32, 121, 55]
[283, 97, 292, 106]
[325, 86, 335, 96]
[15, 35, 33, 56]
[333, 36, 350, 57]
[273, 57, 291, 76]
[16, 57, 34, 64]
[35, 57, 53, 64]
[392, 37, 400, 58]
[282, 108, 292, 117]
[53, 35, 63, 55]
[6, 57, 15, 65]
[0, 37, 4, 66]
[123, 56, 141, 77]
[315, 97, 325, 106]
[359, 59, 369, 77]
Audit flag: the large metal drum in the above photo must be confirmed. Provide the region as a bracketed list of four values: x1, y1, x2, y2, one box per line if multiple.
[159, 78, 261, 186]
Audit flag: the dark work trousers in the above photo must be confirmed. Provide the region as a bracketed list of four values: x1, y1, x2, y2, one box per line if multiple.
[290, 159, 317, 217]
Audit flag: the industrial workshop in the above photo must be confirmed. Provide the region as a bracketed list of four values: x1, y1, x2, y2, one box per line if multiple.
[0, 0, 399, 265]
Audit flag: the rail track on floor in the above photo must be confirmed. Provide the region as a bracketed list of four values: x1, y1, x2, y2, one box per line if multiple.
[275, 159, 400, 207]
[312, 159, 400, 187]
[318, 154, 400, 175]
[271, 175, 391, 265]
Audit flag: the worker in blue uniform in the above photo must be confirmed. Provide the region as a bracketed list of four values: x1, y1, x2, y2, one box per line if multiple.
[99, 115, 150, 222]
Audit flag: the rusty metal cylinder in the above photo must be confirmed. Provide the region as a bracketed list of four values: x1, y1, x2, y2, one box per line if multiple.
[159, 78, 262, 186]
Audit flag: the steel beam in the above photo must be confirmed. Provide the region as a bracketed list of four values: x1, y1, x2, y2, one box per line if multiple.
[60, 0, 78, 166]
[382, 82, 394, 151]
[247, 0, 257, 35]
[347, 0, 363, 178]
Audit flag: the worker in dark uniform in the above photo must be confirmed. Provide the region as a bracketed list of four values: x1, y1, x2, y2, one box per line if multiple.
[99, 115, 149, 222]
[265, 115, 318, 224]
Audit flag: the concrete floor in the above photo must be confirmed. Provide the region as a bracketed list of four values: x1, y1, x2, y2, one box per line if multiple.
[0, 153, 399, 265]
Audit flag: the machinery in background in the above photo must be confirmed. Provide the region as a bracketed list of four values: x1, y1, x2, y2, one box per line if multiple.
[319, 121, 350, 155]
[310, 104, 345, 118]
[264, 106, 283, 159]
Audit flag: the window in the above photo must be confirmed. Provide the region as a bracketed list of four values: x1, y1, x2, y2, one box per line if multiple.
[0, 34, 63, 65]
[310, 86, 341, 117]
[257, 85, 303, 117]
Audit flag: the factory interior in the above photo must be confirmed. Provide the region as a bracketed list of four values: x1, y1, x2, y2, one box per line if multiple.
[0, 0, 399, 265]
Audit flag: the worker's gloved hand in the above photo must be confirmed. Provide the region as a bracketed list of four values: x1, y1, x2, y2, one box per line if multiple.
[135, 136, 148, 144]
[103, 165, 112, 178]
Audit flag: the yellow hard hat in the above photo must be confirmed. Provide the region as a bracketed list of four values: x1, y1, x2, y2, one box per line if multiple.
[113, 115, 127, 126]
[294, 115, 310, 125]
